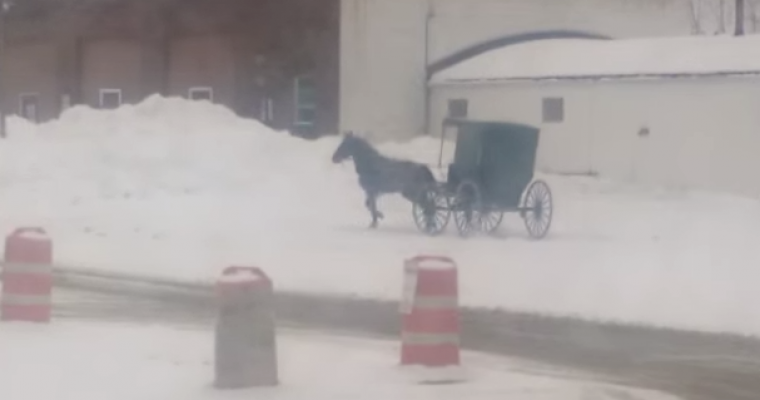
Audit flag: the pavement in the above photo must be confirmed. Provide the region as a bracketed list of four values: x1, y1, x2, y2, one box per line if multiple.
[41, 277, 760, 400]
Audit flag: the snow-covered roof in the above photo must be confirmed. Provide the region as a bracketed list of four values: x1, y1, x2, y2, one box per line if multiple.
[430, 35, 760, 85]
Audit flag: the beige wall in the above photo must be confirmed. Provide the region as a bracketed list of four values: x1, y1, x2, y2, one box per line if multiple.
[340, 0, 695, 141]
[430, 76, 760, 198]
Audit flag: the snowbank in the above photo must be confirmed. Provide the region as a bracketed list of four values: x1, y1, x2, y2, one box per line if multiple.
[432, 34, 760, 83]
[1, 96, 760, 337]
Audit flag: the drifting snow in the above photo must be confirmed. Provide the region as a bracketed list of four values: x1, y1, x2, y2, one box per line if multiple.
[1, 96, 759, 336]
[0, 320, 680, 400]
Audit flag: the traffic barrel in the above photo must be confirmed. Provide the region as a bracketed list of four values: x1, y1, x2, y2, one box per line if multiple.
[400, 255, 460, 368]
[214, 266, 278, 389]
[1, 227, 53, 323]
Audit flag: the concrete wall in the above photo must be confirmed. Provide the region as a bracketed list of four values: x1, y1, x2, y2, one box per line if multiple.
[340, 0, 694, 141]
[429, 76, 760, 198]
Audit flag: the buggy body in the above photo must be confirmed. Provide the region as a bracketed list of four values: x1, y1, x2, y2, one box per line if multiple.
[412, 118, 553, 238]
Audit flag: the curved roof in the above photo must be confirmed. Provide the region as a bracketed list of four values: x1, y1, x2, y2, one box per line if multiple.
[426, 30, 611, 78]
[431, 35, 760, 85]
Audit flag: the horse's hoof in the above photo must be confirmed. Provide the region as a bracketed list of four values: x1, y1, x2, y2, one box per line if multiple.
[369, 222, 378, 229]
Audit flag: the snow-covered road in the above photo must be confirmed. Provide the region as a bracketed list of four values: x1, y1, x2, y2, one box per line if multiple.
[0, 311, 680, 400]
[28, 283, 760, 400]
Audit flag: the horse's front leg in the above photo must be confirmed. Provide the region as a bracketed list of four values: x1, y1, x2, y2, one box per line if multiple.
[365, 194, 384, 228]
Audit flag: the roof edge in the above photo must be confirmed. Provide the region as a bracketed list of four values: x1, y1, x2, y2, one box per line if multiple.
[430, 69, 760, 86]
[426, 30, 612, 79]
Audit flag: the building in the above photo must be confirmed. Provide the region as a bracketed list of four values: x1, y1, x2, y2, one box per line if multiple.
[3, 0, 732, 143]
[2, 0, 339, 138]
[429, 35, 760, 198]
[339, 0, 696, 141]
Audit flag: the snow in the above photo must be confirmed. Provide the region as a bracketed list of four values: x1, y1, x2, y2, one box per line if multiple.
[431, 34, 760, 84]
[218, 269, 266, 284]
[10, 227, 49, 241]
[1, 95, 760, 336]
[0, 320, 680, 400]
[408, 256, 457, 271]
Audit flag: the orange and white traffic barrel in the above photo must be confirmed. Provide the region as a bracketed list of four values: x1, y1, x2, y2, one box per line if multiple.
[400, 255, 460, 367]
[1, 227, 54, 323]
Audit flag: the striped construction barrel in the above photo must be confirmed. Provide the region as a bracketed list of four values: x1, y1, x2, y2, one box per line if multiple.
[400, 255, 459, 367]
[1, 227, 53, 323]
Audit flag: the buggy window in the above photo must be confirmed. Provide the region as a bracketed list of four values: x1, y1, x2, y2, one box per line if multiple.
[452, 126, 481, 173]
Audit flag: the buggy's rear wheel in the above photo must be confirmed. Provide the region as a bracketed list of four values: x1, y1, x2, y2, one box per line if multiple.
[522, 180, 553, 239]
[412, 184, 450, 236]
[453, 180, 481, 237]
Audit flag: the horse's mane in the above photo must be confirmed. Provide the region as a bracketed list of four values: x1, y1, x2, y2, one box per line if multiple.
[351, 135, 383, 159]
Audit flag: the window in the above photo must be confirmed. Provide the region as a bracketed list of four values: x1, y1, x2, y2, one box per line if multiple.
[99, 89, 122, 109]
[189, 87, 213, 102]
[542, 97, 564, 123]
[61, 94, 71, 112]
[18, 93, 39, 122]
[260, 97, 274, 123]
[294, 75, 316, 126]
[447, 99, 468, 118]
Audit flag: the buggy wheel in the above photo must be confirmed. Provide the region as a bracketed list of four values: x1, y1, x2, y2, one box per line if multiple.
[479, 209, 504, 234]
[412, 184, 450, 236]
[522, 180, 553, 239]
[453, 180, 481, 237]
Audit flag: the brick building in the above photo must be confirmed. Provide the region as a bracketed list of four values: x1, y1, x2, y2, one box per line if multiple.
[3, 0, 339, 137]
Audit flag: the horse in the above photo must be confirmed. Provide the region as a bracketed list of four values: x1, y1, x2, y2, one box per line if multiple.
[332, 132, 437, 228]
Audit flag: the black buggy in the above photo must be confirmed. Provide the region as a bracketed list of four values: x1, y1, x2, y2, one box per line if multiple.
[412, 118, 553, 239]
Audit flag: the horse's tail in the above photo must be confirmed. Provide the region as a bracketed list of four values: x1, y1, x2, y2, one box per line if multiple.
[419, 164, 436, 184]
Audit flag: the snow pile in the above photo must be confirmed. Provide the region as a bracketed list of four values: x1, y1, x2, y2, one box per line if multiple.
[1, 96, 760, 336]
[432, 34, 760, 83]
[1, 96, 338, 204]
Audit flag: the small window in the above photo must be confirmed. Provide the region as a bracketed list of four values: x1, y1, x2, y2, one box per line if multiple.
[18, 93, 39, 122]
[542, 97, 564, 123]
[448, 99, 468, 118]
[294, 75, 316, 126]
[260, 98, 274, 123]
[61, 94, 71, 112]
[189, 87, 213, 102]
[99, 89, 122, 109]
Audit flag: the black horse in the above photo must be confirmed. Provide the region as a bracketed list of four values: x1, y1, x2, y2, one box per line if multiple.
[332, 132, 436, 228]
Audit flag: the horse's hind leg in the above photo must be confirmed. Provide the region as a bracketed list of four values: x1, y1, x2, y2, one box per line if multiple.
[365, 194, 383, 228]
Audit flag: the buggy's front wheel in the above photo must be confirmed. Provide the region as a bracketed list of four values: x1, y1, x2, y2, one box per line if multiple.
[479, 209, 504, 234]
[412, 184, 450, 236]
[522, 180, 553, 239]
[453, 180, 481, 237]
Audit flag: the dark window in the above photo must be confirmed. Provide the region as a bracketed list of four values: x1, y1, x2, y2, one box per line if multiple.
[294, 75, 316, 126]
[19, 93, 39, 122]
[189, 87, 213, 102]
[542, 97, 564, 123]
[99, 89, 122, 109]
[448, 99, 468, 118]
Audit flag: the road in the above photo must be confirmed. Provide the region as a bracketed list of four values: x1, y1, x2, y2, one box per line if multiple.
[52, 285, 760, 400]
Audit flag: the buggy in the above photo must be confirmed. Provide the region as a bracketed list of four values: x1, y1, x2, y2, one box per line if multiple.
[412, 118, 553, 239]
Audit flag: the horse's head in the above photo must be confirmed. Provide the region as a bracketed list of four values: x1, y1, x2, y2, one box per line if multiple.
[332, 131, 360, 163]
